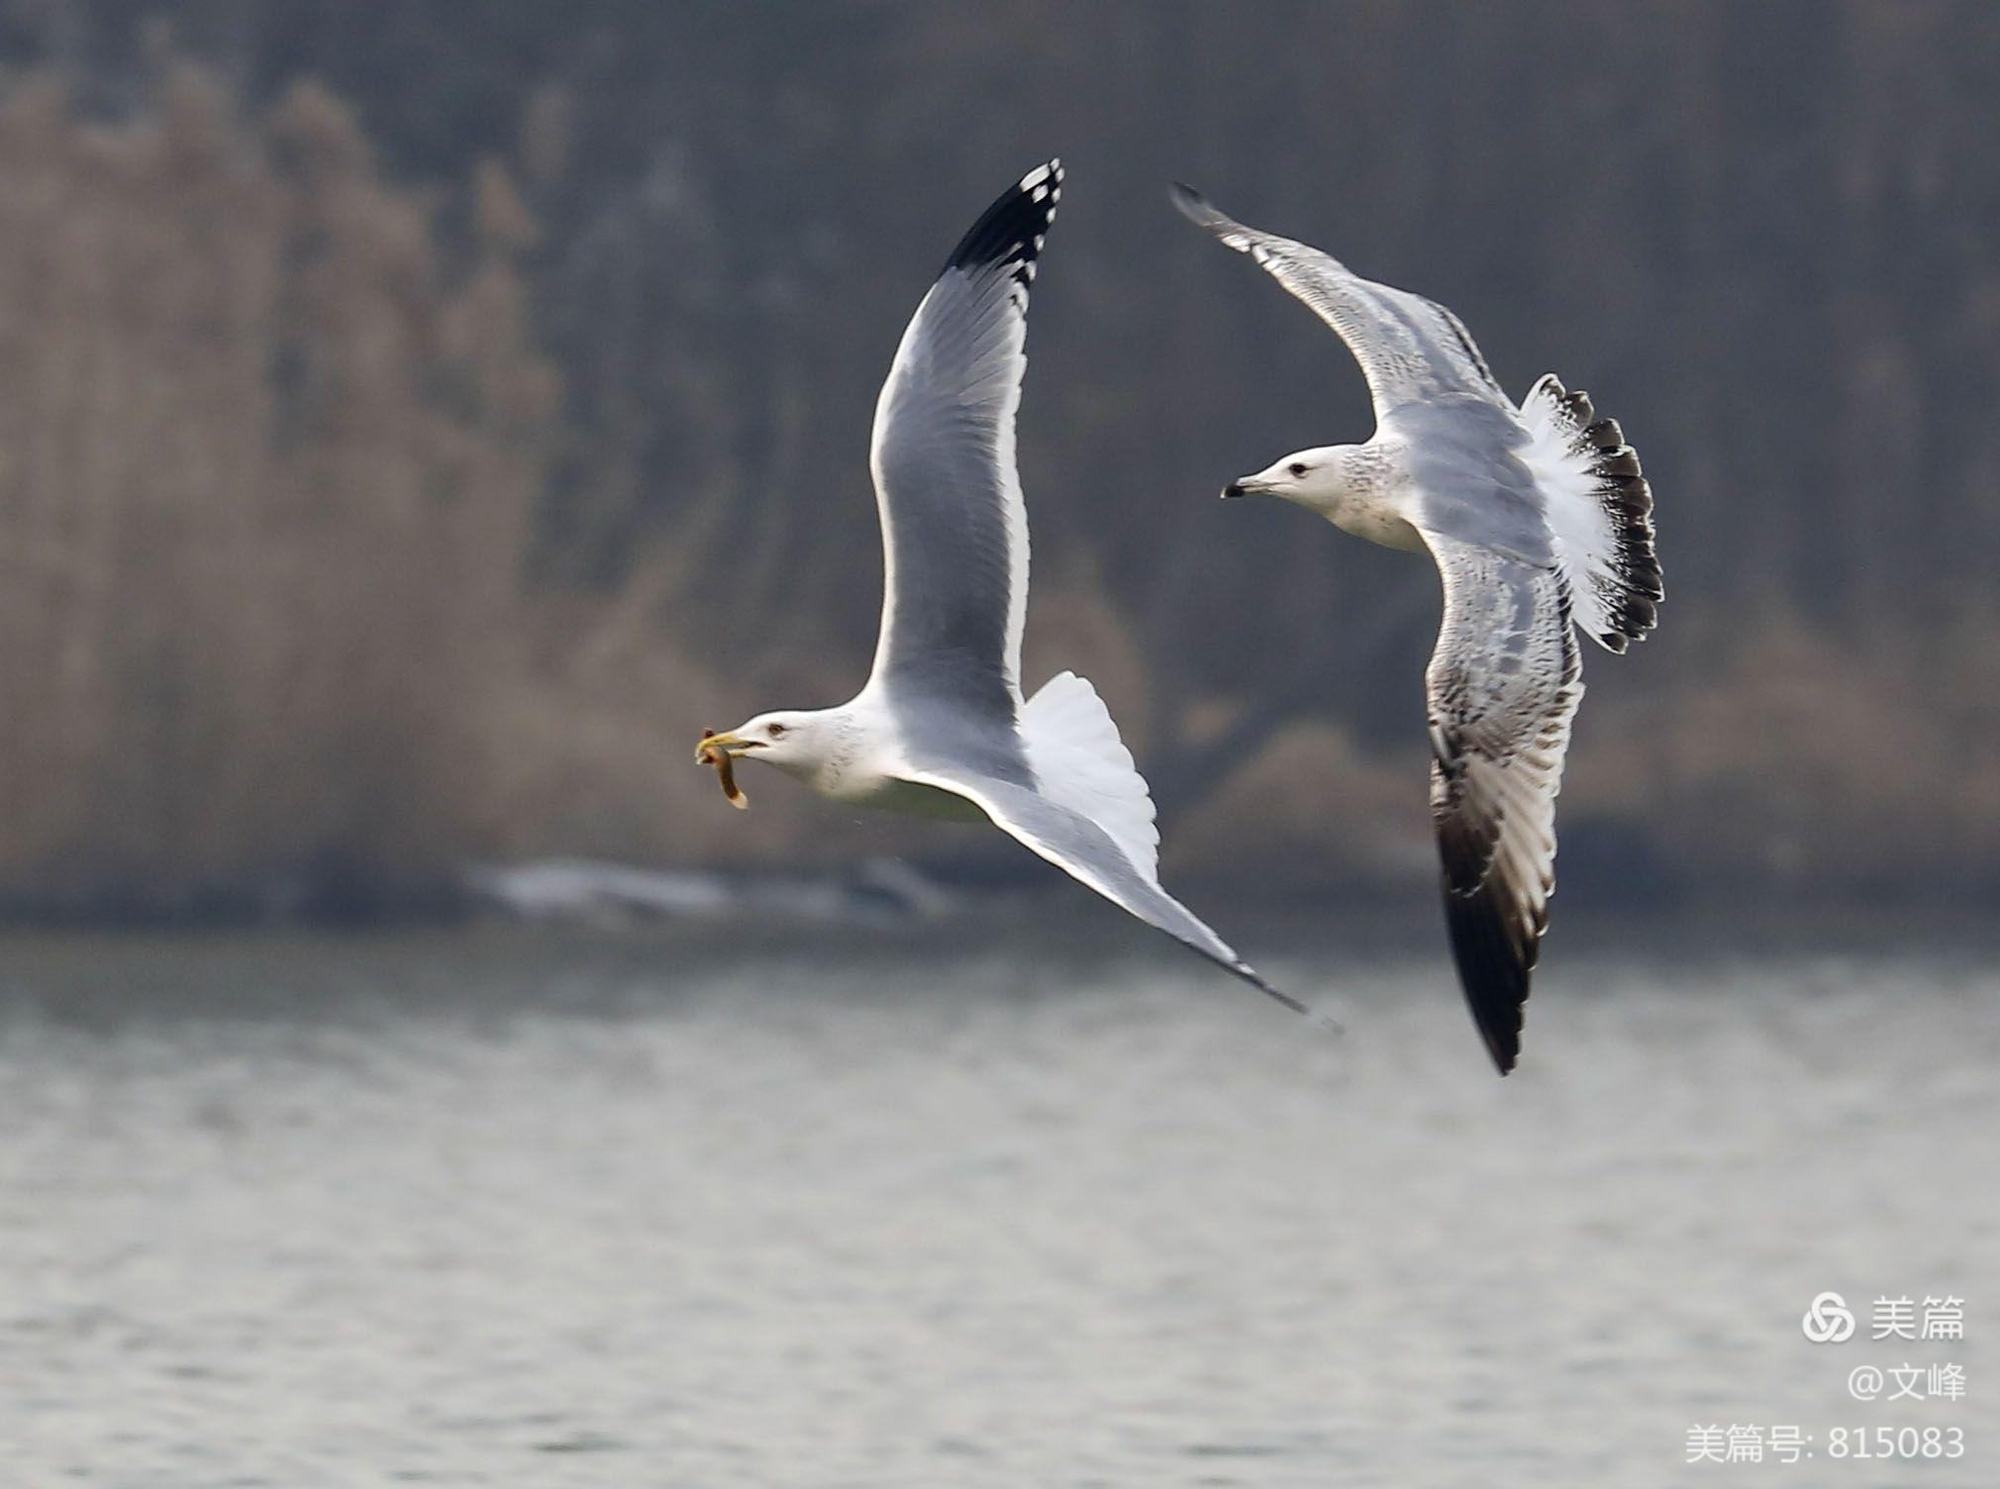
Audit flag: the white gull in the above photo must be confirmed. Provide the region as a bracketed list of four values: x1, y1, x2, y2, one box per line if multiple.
[702, 164, 1303, 1014]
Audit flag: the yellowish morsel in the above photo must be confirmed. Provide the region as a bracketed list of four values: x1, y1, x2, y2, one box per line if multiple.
[697, 729, 748, 810]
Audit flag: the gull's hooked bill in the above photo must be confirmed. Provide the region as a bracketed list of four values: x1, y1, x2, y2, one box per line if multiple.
[696, 728, 751, 809]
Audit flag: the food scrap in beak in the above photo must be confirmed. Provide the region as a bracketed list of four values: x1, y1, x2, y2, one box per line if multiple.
[697, 728, 748, 810]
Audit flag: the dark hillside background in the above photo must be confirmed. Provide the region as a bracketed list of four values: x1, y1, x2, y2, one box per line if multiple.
[0, 0, 1993, 917]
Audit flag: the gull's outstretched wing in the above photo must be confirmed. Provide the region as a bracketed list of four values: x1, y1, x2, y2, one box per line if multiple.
[866, 162, 1061, 724]
[1171, 182, 1506, 422]
[1416, 528, 1584, 1074]
[900, 765, 1308, 1017]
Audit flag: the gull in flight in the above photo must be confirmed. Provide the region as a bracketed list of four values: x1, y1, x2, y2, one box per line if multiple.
[1173, 183, 1662, 1073]
[700, 164, 1301, 1013]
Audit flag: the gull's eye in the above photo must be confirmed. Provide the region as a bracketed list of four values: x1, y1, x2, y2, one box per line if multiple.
[1288, 462, 1308, 478]
[766, 722, 787, 739]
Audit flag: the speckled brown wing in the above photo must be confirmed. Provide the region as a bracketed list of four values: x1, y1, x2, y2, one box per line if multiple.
[1418, 531, 1584, 1074]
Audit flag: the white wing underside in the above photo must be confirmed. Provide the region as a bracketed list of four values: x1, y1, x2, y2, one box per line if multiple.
[897, 763, 1304, 1015]
[866, 169, 1050, 701]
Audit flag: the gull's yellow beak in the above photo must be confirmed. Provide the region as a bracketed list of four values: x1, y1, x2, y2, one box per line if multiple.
[694, 729, 755, 764]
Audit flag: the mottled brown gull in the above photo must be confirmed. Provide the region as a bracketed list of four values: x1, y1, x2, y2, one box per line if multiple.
[1175, 182, 1662, 1072]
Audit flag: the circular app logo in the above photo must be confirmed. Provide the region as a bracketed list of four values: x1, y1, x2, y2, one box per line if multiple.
[1802, 1291, 1856, 1343]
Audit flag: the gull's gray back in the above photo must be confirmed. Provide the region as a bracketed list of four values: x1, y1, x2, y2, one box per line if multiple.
[1391, 397, 1555, 567]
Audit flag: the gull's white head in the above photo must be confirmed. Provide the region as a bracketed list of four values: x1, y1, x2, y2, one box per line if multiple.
[1222, 445, 1357, 514]
[695, 709, 835, 781]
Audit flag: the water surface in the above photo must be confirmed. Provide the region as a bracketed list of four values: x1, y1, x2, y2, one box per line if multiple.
[3, 924, 1994, 1486]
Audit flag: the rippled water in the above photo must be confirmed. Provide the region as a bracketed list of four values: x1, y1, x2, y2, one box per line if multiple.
[3, 923, 1994, 1487]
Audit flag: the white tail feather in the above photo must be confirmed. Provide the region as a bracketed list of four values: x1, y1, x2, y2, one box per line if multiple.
[1518, 373, 1662, 652]
[1019, 671, 1160, 881]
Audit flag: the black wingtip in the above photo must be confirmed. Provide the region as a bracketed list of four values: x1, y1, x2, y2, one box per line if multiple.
[1168, 180, 1214, 224]
[1441, 882, 1530, 1076]
[1169, 181, 1251, 252]
[944, 159, 1063, 282]
[1237, 963, 1347, 1035]
[1250, 971, 1309, 1017]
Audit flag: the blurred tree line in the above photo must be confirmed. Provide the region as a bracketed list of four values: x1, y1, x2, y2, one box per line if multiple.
[0, 1, 1993, 916]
